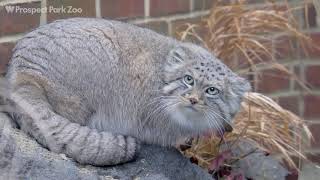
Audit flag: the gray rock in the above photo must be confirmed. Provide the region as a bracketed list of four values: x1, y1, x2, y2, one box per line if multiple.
[231, 141, 289, 180]
[0, 112, 212, 180]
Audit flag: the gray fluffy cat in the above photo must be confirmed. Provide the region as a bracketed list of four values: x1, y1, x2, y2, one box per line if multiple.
[4, 18, 250, 166]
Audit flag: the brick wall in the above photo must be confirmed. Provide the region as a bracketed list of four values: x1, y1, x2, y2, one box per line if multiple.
[267, 3, 320, 164]
[0, 0, 319, 165]
[0, 0, 212, 74]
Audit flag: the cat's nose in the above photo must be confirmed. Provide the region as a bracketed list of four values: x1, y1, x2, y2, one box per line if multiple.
[189, 97, 199, 105]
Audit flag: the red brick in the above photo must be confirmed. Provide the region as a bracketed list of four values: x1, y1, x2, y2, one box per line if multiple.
[280, 155, 300, 180]
[293, 65, 301, 79]
[302, 32, 320, 59]
[278, 96, 299, 115]
[307, 153, 320, 164]
[137, 21, 169, 35]
[303, 4, 317, 28]
[293, 66, 305, 91]
[285, 170, 299, 180]
[224, 55, 240, 71]
[236, 56, 253, 70]
[0, 42, 15, 75]
[272, 97, 279, 103]
[308, 123, 320, 148]
[150, 0, 190, 17]
[246, 0, 269, 4]
[47, 0, 96, 22]
[0, 2, 40, 37]
[256, 69, 290, 93]
[101, 0, 144, 19]
[236, 42, 273, 70]
[273, 35, 298, 60]
[304, 95, 320, 119]
[193, 0, 213, 11]
[171, 16, 207, 40]
[306, 65, 320, 89]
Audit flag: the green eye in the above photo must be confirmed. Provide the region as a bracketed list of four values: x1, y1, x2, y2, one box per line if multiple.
[183, 75, 194, 86]
[206, 87, 220, 95]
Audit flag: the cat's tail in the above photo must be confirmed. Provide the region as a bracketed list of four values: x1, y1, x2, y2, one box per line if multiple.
[0, 77, 15, 114]
[9, 77, 140, 166]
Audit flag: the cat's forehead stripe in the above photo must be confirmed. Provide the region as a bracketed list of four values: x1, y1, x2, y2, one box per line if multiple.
[194, 60, 228, 81]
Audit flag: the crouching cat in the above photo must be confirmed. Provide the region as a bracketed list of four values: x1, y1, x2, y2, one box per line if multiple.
[4, 18, 250, 166]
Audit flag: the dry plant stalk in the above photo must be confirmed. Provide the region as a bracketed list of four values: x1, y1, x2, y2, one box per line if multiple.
[177, 0, 313, 73]
[177, 0, 314, 171]
[181, 93, 312, 170]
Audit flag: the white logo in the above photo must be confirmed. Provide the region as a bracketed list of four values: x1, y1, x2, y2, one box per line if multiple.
[3, 5, 83, 15]
[5, 6, 15, 13]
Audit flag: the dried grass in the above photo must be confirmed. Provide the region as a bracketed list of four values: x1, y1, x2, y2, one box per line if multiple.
[178, 1, 313, 68]
[177, 0, 314, 171]
[180, 93, 312, 169]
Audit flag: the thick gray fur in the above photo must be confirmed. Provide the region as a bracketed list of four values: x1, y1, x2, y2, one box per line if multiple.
[0, 112, 213, 180]
[4, 18, 250, 166]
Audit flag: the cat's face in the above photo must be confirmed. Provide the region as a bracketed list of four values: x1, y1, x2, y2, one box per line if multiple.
[161, 44, 251, 135]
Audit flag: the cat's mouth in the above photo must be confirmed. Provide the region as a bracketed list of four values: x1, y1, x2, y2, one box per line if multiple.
[179, 97, 205, 112]
[184, 105, 199, 112]
[179, 104, 204, 116]
[181, 102, 205, 111]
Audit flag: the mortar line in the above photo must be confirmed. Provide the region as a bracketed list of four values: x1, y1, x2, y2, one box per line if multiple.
[266, 90, 320, 98]
[303, 149, 320, 154]
[289, 64, 295, 91]
[95, 0, 101, 18]
[129, 10, 209, 24]
[190, 0, 194, 12]
[0, 0, 41, 6]
[306, 120, 320, 124]
[39, 0, 47, 25]
[167, 20, 173, 37]
[0, 34, 24, 43]
[144, 0, 150, 17]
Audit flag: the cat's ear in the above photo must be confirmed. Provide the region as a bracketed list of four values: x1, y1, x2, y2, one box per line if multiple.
[166, 47, 187, 65]
[224, 76, 251, 117]
[226, 76, 251, 98]
[163, 47, 188, 83]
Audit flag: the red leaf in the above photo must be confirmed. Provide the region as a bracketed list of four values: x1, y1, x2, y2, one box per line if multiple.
[226, 172, 244, 180]
[208, 150, 232, 171]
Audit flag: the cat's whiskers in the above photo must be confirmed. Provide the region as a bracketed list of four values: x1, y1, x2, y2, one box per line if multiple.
[208, 110, 229, 137]
[151, 101, 182, 129]
[206, 107, 233, 128]
[142, 99, 180, 127]
[204, 112, 230, 149]
[205, 111, 224, 137]
[143, 96, 178, 107]
[203, 113, 217, 135]
[145, 101, 180, 129]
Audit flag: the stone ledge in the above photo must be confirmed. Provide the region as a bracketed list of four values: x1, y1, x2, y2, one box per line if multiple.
[0, 112, 212, 180]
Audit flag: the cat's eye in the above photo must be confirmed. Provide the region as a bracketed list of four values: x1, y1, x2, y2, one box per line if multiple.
[183, 75, 194, 86]
[206, 87, 220, 95]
